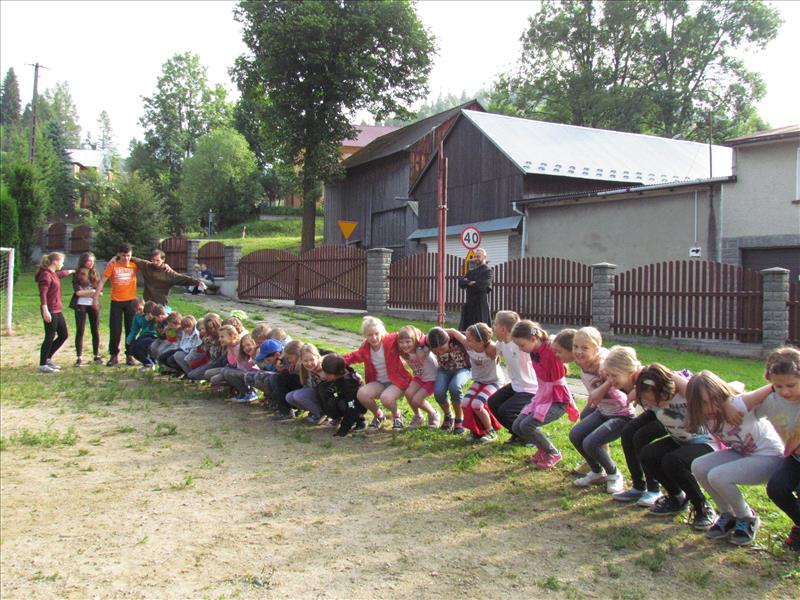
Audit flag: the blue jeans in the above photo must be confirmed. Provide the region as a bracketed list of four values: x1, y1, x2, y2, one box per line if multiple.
[434, 368, 470, 411]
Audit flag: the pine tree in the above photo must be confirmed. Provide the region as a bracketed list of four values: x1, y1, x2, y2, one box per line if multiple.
[0, 68, 21, 126]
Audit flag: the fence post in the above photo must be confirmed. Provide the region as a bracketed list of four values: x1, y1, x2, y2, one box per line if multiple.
[367, 248, 393, 314]
[591, 262, 617, 335]
[186, 239, 201, 272]
[761, 267, 790, 353]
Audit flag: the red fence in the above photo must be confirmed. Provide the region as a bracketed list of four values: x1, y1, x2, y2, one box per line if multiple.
[198, 242, 225, 278]
[237, 245, 367, 310]
[612, 260, 763, 343]
[46, 222, 67, 250]
[388, 253, 465, 312]
[160, 236, 187, 273]
[789, 282, 800, 346]
[69, 225, 92, 253]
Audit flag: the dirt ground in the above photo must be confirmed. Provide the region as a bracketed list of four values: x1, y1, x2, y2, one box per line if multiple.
[1, 296, 797, 599]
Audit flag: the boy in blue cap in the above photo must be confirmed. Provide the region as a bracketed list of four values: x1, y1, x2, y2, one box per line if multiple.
[224, 338, 284, 402]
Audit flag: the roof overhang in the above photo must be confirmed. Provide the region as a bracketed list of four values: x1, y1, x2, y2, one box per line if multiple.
[408, 216, 522, 241]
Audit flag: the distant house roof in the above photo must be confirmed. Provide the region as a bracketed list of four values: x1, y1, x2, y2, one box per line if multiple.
[342, 100, 484, 169]
[408, 215, 522, 240]
[461, 110, 733, 184]
[67, 148, 104, 169]
[724, 124, 800, 147]
[341, 125, 399, 149]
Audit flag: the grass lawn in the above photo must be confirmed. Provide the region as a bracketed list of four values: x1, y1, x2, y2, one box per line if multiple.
[191, 217, 324, 255]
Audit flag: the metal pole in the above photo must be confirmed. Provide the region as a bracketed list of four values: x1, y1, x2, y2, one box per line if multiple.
[29, 63, 41, 163]
[207, 208, 213, 238]
[436, 140, 448, 326]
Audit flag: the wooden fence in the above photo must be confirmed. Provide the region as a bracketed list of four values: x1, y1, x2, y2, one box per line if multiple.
[198, 242, 225, 278]
[46, 222, 67, 250]
[387, 253, 465, 312]
[612, 260, 763, 343]
[789, 282, 800, 346]
[238, 249, 297, 301]
[69, 225, 92, 253]
[160, 236, 187, 273]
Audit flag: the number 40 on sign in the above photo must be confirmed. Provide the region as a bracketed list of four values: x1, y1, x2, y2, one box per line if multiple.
[460, 225, 481, 250]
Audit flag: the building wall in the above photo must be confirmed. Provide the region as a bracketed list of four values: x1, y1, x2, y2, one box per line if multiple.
[420, 231, 519, 264]
[525, 189, 718, 271]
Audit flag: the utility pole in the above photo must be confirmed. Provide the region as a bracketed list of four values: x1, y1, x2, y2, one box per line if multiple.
[26, 62, 47, 163]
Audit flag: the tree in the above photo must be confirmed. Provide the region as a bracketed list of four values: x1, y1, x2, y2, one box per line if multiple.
[2, 161, 46, 261]
[381, 90, 487, 126]
[1, 67, 21, 126]
[42, 120, 76, 215]
[96, 110, 120, 173]
[94, 173, 166, 258]
[179, 127, 263, 230]
[233, 0, 435, 250]
[490, 0, 781, 141]
[31, 81, 82, 147]
[0, 178, 20, 250]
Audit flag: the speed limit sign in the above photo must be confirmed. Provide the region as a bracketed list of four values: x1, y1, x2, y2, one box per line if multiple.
[460, 225, 482, 250]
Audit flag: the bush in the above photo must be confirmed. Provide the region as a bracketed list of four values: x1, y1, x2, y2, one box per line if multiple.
[0, 179, 20, 249]
[2, 161, 45, 262]
[94, 173, 167, 258]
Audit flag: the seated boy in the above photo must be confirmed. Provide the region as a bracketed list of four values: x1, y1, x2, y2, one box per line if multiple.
[317, 353, 367, 437]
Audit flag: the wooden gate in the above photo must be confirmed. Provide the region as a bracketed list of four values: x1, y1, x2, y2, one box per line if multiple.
[612, 260, 763, 342]
[789, 282, 800, 346]
[46, 222, 67, 250]
[198, 242, 225, 278]
[296, 246, 366, 309]
[238, 249, 297, 300]
[160, 236, 187, 273]
[69, 225, 92, 253]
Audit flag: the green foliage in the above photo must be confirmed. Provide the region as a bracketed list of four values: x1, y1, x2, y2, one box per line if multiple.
[0, 179, 20, 249]
[2, 160, 45, 261]
[489, 0, 782, 141]
[21, 81, 82, 147]
[1, 67, 21, 126]
[43, 121, 76, 215]
[94, 173, 166, 257]
[232, 0, 435, 250]
[179, 127, 262, 230]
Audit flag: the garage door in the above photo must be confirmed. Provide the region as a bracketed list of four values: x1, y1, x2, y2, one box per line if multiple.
[741, 247, 800, 283]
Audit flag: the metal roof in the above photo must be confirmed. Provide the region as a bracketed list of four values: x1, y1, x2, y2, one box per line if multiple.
[341, 125, 399, 148]
[408, 215, 522, 240]
[342, 100, 485, 169]
[725, 124, 800, 146]
[67, 148, 104, 169]
[462, 110, 733, 184]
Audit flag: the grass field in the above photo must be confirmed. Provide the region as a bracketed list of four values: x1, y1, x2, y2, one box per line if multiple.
[1, 271, 798, 597]
[191, 217, 324, 255]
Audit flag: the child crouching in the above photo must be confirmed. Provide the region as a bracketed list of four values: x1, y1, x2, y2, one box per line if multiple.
[317, 353, 367, 437]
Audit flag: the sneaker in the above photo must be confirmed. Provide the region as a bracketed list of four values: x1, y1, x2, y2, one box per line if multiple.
[306, 414, 324, 425]
[354, 417, 367, 432]
[106, 355, 119, 366]
[93, 355, 103, 364]
[392, 417, 404, 430]
[427, 412, 441, 429]
[271, 410, 296, 421]
[606, 471, 625, 494]
[730, 515, 761, 546]
[440, 415, 454, 432]
[689, 502, 717, 531]
[75, 357, 84, 367]
[37, 364, 57, 373]
[612, 488, 644, 503]
[234, 390, 258, 403]
[452, 420, 465, 435]
[535, 451, 562, 470]
[649, 493, 688, 516]
[478, 430, 498, 443]
[528, 449, 544, 465]
[325, 418, 341, 429]
[571, 461, 591, 476]
[636, 490, 663, 508]
[46, 359, 61, 370]
[505, 434, 522, 445]
[139, 364, 155, 373]
[706, 513, 736, 540]
[574, 470, 607, 487]
[408, 415, 424, 429]
[784, 525, 800, 551]
[125, 355, 136, 366]
[368, 416, 386, 431]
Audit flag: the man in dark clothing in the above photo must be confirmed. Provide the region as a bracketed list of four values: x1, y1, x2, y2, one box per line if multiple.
[130, 249, 204, 307]
[458, 247, 492, 330]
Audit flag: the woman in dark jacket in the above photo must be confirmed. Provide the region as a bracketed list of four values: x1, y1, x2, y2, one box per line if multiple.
[458, 248, 492, 330]
[35, 252, 73, 373]
[70, 252, 102, 366]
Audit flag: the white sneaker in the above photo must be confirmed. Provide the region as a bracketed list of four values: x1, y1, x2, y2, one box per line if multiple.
[606, 471, 625, 494]
[38, 364, 57, 373]
[636, 490, 663, 507]
[574, 469, 607, 487]
[46, 359, 61, 370]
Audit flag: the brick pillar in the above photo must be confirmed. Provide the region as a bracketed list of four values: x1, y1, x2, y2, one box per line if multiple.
[591, 262, 617, 335]
[366, 248, 393, 314]
[186, 239, 201, 271]
[761, 267, 790, 353]
[64, 224, 74, 253]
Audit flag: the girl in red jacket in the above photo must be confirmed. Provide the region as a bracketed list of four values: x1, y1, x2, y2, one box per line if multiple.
[344, 316, 411, 432]
[35, 252, 74, 373]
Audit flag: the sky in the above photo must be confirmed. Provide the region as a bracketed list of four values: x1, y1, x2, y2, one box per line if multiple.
[1, 0, 798, 156]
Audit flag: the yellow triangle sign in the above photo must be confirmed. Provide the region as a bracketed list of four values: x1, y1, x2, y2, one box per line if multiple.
[337, 220, 358, 241]
[463, 249, 475, 274]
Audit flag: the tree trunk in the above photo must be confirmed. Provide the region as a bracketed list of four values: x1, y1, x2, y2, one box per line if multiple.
[300, 170, 317, 252]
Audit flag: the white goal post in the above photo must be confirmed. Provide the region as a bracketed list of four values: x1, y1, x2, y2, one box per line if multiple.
[0, 247, 14, 335]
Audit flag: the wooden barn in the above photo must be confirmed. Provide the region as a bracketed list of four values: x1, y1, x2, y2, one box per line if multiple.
[323, 100, 484, 258]
[409, 110, 733, 265]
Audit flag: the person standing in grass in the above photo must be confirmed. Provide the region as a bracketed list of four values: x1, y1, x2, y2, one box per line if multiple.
[94, 243, 138, 366]
[458, 247, 492, 330]
[69, 252, 102, 366]
[35, 252, 73, 373]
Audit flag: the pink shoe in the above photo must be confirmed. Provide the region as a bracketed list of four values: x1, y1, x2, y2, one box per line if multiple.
[535, 452, 563, 470]
[528, 449, 544, 465]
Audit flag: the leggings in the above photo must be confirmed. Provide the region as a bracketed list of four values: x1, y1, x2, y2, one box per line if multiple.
[511, 402, 566, 454]
[286, 387, 322, 418]
[460, 381, 500, 410]
[568, 410, 631, 475]
[487, 384, 533, 432]
[620, 410, 667, 492]
[40, 312, 68, 366]
[73, 306, 99, 357]
[640, 438, 714, 508]
[130, 335, 156, 366]
[766, 456, 800, 526]
[692, 450, 783, 519]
